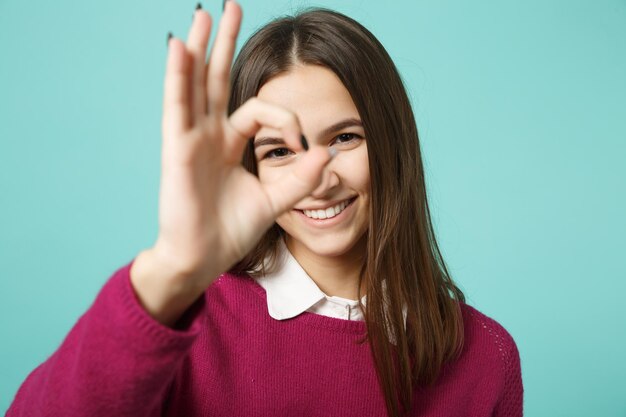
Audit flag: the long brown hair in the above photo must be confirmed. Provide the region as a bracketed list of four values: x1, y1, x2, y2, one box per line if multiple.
[228, 8, 465, 416]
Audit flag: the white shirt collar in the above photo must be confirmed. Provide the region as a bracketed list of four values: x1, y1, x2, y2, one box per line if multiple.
[254, 239, 407, 343]
[255, 239, 366, 320]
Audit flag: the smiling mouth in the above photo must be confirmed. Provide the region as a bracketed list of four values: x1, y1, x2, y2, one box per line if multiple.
[298, 197, 356, 220]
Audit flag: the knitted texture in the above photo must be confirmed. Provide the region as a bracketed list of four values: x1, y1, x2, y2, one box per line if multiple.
[7, 261, 523, 417]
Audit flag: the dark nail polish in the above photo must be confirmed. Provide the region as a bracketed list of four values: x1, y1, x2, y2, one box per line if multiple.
[167, 32, 173, 47]
[223, 0, 227, 11]
[193, 3, 202, 19]
[300, 134, 309, 151]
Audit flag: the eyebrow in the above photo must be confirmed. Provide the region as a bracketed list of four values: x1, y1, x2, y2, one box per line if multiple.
[253, 118, 363, 149]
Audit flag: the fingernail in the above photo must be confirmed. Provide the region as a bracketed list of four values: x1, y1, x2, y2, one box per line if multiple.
[300, 134, 309, 151]
[167, 32, 173, 47]
[223, 0, 228, 11]
[328, 147, 338, 159]
[192, 4, 202, 20]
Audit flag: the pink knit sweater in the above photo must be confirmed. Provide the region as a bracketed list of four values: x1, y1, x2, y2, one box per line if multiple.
[7, 260, 523, 416]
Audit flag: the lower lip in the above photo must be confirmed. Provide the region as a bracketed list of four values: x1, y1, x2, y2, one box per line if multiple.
[295, 198, 356, 228]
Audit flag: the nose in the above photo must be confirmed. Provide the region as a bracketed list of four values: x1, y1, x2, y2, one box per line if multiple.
[310, 164, 340, 199]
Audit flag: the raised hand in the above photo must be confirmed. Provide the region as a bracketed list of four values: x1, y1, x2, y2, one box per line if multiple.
[130, 1, 333, 326]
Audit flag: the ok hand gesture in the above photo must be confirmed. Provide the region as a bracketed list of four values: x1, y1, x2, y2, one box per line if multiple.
[130, 1, 333, 326]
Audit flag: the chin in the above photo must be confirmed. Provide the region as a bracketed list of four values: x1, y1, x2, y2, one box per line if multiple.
[286, 231, 367, 259]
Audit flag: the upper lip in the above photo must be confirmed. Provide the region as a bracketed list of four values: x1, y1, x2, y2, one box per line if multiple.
[296, 197, 355, 211]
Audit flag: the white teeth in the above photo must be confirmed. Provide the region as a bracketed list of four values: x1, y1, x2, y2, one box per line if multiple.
[303, 199, 350, 220]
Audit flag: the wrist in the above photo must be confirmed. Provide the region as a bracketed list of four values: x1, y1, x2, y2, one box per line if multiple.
[129, 248, 209, 327]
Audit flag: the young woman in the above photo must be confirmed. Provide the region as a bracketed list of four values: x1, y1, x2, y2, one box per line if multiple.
[7, 2, 523, 416]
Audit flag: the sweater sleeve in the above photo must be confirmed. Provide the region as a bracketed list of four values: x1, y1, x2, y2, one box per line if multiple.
[6, 260, 206, 417]
[493, 336, 524, 417]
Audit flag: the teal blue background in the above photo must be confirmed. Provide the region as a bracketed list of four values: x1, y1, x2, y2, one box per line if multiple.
[1, 0, 625, 414]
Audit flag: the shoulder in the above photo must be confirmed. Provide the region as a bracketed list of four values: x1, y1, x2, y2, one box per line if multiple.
[460, 303, 519, 370]
[458, 303, 524, 413]
[210, 271, 264, 293]
[458, 302, 521, 374]
[204, 271, 267, 313]
[460, 303, 518, 348]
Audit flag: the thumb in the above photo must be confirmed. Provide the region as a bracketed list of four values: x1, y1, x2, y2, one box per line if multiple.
[263, 146, 336, 215]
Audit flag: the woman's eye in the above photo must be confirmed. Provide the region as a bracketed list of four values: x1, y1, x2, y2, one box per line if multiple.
[332, 133, 363, 146]
[263, 147, 293, 160]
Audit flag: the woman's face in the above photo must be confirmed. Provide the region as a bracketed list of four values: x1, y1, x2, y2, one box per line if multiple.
[254, 65, 370, 260]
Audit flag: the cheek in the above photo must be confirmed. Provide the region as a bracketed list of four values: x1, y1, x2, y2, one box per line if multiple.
[358, 165, 371, 192]
[348, 146, 371, 193]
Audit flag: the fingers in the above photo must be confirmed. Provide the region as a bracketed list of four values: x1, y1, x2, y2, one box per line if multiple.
[225, 97, 336, 216]
[163, 3, 232, 138]
[206, 1, 242, 116]
[186, 10, 213, 122]
[227, 97, 335, 216]
[162, 38, 192, 138]
[263, 147, 336, 215]
[225, 97, 304, 163]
